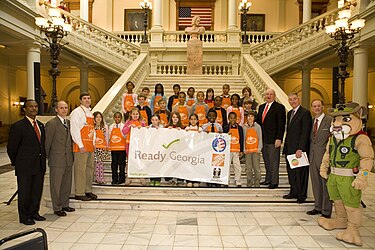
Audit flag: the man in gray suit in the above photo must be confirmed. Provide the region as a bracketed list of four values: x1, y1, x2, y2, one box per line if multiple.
[307, 99, 332, 218]
[45, 101, 75, 216]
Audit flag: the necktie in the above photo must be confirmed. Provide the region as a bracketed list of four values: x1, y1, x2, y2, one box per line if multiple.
[289, 110, 295, 125]
[63, 119, 68, 131]
[33, 120, 41, 142]
[262, 104, 269, 123]
[211, 123, 215, 132]
[313, 118, 318, 137]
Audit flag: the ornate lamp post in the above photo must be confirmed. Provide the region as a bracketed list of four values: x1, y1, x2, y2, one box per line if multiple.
[239, 0, 252, 44]
[35, 0, 71, 112]
[325, 0, 365, 104]
[139, 0, 152, 43]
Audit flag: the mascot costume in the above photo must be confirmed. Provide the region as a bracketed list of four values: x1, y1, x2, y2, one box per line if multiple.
[318, 102, 374, 246]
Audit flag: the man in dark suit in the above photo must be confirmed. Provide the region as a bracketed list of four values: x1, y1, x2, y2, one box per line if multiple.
[306, 99, 332, 217]
[45, 101, 75, 217]
[7, 99, 46, 225]
[283, 93, 312, 203]
[256, 89, 286, 189]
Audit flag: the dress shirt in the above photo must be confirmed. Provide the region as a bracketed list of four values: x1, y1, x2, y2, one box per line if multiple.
[70, 105, 94, 148]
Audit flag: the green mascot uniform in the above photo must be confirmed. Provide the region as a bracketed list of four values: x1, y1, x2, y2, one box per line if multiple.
[318, 103, 374, 246]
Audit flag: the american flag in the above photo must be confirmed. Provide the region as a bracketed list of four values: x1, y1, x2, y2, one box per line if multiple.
[178, 7, 212, 28]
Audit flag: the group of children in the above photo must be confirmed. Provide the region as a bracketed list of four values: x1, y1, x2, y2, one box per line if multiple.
[94, 81, 263, 187]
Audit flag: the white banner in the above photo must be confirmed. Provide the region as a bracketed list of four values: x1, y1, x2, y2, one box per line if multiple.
[128, 127, 231, 184]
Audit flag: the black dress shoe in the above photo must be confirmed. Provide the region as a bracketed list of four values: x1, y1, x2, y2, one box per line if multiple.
[321, 214, 331, 218]
[20, 218, 35, 225]
[306, 209, 322, 215]
[32, 214, 46, 221]
[260, 181, 271, 185]
[297, 197, 306, 204]
[85, 192, 98, 200]
[283, 194, 297, 199]
[268, 184, 278, 189]
[75, 195, 91, 201]
[54, 210, 67, 217]
[63, 207, 75, 212]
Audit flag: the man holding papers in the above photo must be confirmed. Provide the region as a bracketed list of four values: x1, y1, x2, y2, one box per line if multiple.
[283, 93, 312, 203]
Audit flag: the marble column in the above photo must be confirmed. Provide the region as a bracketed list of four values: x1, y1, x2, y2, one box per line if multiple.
[27, 43, 41, 99]
[80, 0, 89, 21]
[352, 46, 368, 107]
[150, 0, 164, 46]
[228, 0, 237, 30]
[303, 0, 312, 22]
[227, 0, 241, 45]
[80, 62, 89, 94]
[302, 66, 311, 108]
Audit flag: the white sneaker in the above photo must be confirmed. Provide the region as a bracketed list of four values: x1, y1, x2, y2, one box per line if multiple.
[235, 181, 241, 187]
[187, 182, 193, 187]
[193, 183, 200, 188]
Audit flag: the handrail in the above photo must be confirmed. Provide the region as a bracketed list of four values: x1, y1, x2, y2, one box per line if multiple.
[60, 9, 140, 52]
[242, 54, 291, 110]
[250, 7, 341, 60]
[92, 53, 148, 124]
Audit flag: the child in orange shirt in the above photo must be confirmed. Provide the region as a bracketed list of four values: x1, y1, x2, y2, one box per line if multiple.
[242, 111, 262, 187]
[227, 94, 245, 126]
[209, 96, 228, 128]
[191, 91, 209, 126]
[142, 87, 151, 107]
[122, 81, 138, 120]
[172, 91, 190, 128]
[150, 83, 167, 113]
[205, 88, 215, 109]
[185, 114, 202, 188]
[223, 112, 244, 187]
[122, 108, 146, 186]
[221, 84, 231, 110]
[186, 87, 197, 107]
[154, 98, 170, 127]
[93, 111, 109, 184]
[108, 112, 126, 185]
[137, 94, 152, 125]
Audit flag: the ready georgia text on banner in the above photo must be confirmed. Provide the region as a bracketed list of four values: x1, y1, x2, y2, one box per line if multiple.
[128, 127, 231, 184]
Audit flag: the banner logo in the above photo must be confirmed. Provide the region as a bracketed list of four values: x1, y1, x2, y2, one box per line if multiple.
[212, 136, 226, 152]
[211, 154, 225, 167]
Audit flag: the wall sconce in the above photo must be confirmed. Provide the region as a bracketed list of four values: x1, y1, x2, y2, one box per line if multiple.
[13, 102, 25, 107]
[368, 104, 373, 110]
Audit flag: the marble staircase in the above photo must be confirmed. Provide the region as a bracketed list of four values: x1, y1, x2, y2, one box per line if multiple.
[43, 157, 315, 212]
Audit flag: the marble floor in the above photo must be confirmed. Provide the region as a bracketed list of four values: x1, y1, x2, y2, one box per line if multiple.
[0, 143, 375, 249]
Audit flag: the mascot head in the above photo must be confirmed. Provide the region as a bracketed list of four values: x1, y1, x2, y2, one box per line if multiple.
[328, 103, 367, 140]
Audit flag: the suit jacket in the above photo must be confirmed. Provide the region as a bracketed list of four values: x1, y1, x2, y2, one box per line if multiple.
[45, 116, 74, 167]
[257, 101, 286, 144]
[7, 117, 46, 176]
[283, 106, 312, 155]
[309, 114, 332, 165]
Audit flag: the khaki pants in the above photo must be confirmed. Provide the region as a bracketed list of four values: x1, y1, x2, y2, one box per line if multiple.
[230, 152, 242, 183]
[74, 152, 94, 196]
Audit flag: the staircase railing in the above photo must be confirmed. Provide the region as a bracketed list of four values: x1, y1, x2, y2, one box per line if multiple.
[113, 31, 279, 45]
[60, 9, 141, 74]
[250, 8, 340, 74]
[242, 54, 292, 110]
[92, 53, 148, 124]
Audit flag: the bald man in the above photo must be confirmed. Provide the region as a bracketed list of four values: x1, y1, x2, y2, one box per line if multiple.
[45, 101, 75, 216]
[256, 89, 286, 189]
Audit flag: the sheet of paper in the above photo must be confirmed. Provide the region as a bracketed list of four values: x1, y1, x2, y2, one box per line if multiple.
[287, 152, 310, 169]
